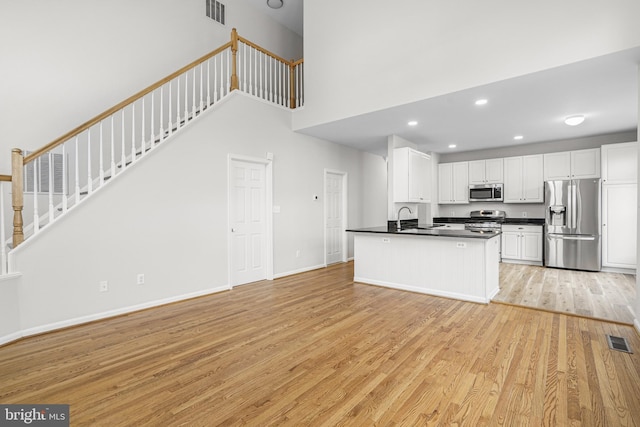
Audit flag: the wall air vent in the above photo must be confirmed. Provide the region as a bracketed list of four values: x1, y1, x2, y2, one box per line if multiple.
[206, 0, 226, 25]
[24, 151, 66, 195]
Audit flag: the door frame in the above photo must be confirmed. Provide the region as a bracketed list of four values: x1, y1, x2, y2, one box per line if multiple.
[227, 154, 274, 286]
[324, 169, 348, 265]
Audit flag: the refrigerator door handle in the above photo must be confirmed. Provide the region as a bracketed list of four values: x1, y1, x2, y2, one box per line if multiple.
[571, 182, 578, 230]
[547, 233, 596, 241]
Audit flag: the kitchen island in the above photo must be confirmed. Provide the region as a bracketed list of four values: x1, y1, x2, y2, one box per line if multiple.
[347, 225, 501, 303]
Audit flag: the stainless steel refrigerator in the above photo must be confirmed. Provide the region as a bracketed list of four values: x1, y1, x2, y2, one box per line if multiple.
[544, 179, 601, 271]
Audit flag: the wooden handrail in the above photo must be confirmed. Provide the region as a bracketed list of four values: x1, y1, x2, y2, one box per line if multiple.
[24, 41, 232, 164]
[0, 175, 11, 182]
[237, 35, 295, 66]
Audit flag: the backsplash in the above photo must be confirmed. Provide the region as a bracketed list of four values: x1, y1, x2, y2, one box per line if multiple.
[436, 202, 545, 219]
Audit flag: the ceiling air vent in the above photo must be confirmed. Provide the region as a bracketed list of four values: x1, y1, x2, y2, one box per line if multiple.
[206, 0, 226, 25]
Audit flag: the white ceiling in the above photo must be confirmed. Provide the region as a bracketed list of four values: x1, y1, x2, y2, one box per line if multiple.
[247, 1, 639, 157]
[246, 0, 303, 36]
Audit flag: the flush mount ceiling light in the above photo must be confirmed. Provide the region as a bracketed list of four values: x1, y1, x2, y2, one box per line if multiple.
[474, 99, 488, 106]
[564, 115, 585, 126]
[514, 135, 524, 141]
[448, 144, 457, 149]
[407, 120, 418, 126]
[267, 0, 283, 9]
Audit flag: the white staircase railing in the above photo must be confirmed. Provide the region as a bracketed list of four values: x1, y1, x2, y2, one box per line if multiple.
[3, 29, 303, 274]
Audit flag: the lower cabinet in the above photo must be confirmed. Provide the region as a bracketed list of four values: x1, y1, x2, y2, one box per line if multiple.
[501, 224, 543, 265]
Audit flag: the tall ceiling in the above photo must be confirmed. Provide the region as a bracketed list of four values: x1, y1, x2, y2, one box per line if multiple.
[247, 0, 639, 156]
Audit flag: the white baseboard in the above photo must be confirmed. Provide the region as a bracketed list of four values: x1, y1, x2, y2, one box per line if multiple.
[0, 331, 23, 347]
[1, 285, 230, 347]
[273, 264, 326, 279]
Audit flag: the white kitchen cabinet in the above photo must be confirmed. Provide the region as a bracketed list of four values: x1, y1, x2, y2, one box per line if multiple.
[601, 141, 638, 270]
[543, 148, 600, 180]
[393, 147, 431, 203]
[602, 141, 638, 185]
[438, 162, 469, 204]
[602, 184, 637, 269]
[503, 155, 544, 203]
[468, 158, 503, 185]
[501, 224, 543, 265]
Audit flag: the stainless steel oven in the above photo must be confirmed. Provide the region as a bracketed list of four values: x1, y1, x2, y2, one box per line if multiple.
[469, 183, 503, 202]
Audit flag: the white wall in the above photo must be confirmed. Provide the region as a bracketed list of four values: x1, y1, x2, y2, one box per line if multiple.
[636, 67, 640, 335]
[294, 0, 640, 132]
[0, 0, 302, 175]
[5, 93, 386, 335]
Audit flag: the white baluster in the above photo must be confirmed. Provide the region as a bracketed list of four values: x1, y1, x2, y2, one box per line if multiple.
[169, 80, 174, 135]
[131, 103, 136, 163]
[32, 156, 39, 233]
[214, 56, 219, 102]
[150, 91, 156, 148]
[176, 77, 181, 130]
[75, 136, 80, 204]
[48, 152, 54, 223]
[243, 43, 247, 92]
[248, 46, 254, 95]
[226, 49, 230, 96]
[121, 110, 126, 171]
[269, 57, 274, 102]
[184, 71, 189, 124]
[99, 121, 105, 186]
[62, 143, 68, 213]
[110, 113, 116, 178]
[260, 52, 264, 99]
[87, 130, 93, 194]
[192, 68, 196, 119]
[141, 97, 146, 157]
[199, 64, 204, 113]
[207, 59, 211, 107]
[160, 87, 165, 141]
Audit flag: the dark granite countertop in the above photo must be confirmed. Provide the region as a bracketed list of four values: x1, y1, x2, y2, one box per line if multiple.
[347, 224, 500, 240]
[433, 217, 544, 226]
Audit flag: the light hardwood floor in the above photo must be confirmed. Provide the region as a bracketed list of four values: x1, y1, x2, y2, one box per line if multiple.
[1, 262, 640, 426]
[494, 263, 637, 325]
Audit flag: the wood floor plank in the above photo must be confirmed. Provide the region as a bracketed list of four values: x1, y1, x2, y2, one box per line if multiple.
[1, 261, 640, 426]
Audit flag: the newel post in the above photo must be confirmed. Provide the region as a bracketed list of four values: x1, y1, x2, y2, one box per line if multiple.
[11, 148, 24, 247]
[289, 60, 295, 109]
[230, 28, 239, 91]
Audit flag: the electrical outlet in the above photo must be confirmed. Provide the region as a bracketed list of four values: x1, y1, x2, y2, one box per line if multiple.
[522, 212, 528, 217]
[137, 274, 145, 285]
[295, 250, 300, 258]
[451, 210, 455, 216]
[99, 281, 108, 292]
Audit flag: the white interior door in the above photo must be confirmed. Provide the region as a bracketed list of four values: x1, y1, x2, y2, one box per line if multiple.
[230, 159, 267, 286]
[325, 171, 346, 265]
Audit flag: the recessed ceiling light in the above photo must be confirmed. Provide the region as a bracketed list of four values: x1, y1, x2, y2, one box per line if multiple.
[514, 135, 524, 140]
[564, 115, 585, 126]
[448, 144, 457, 149]
[407, 120, 418, 126]
[475, 99, 488, 106]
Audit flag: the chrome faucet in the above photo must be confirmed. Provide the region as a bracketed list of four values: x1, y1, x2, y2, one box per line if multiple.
[396, 206, 412, 230]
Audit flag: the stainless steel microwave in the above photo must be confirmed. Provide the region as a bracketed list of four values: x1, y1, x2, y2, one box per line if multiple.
[469, 183, 503, 202]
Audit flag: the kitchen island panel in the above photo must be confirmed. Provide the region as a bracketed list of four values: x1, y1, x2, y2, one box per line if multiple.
[353, 233, 500, 303]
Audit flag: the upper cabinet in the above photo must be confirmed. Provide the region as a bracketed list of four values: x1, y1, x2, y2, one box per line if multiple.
[438, 162, 469, 204]
[393, 147, 431, 203]
[504, 155, 544, 203]
[601, 142, 638, 184]
[543, 148, 600, 181]
[468, 158, 504, 184]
